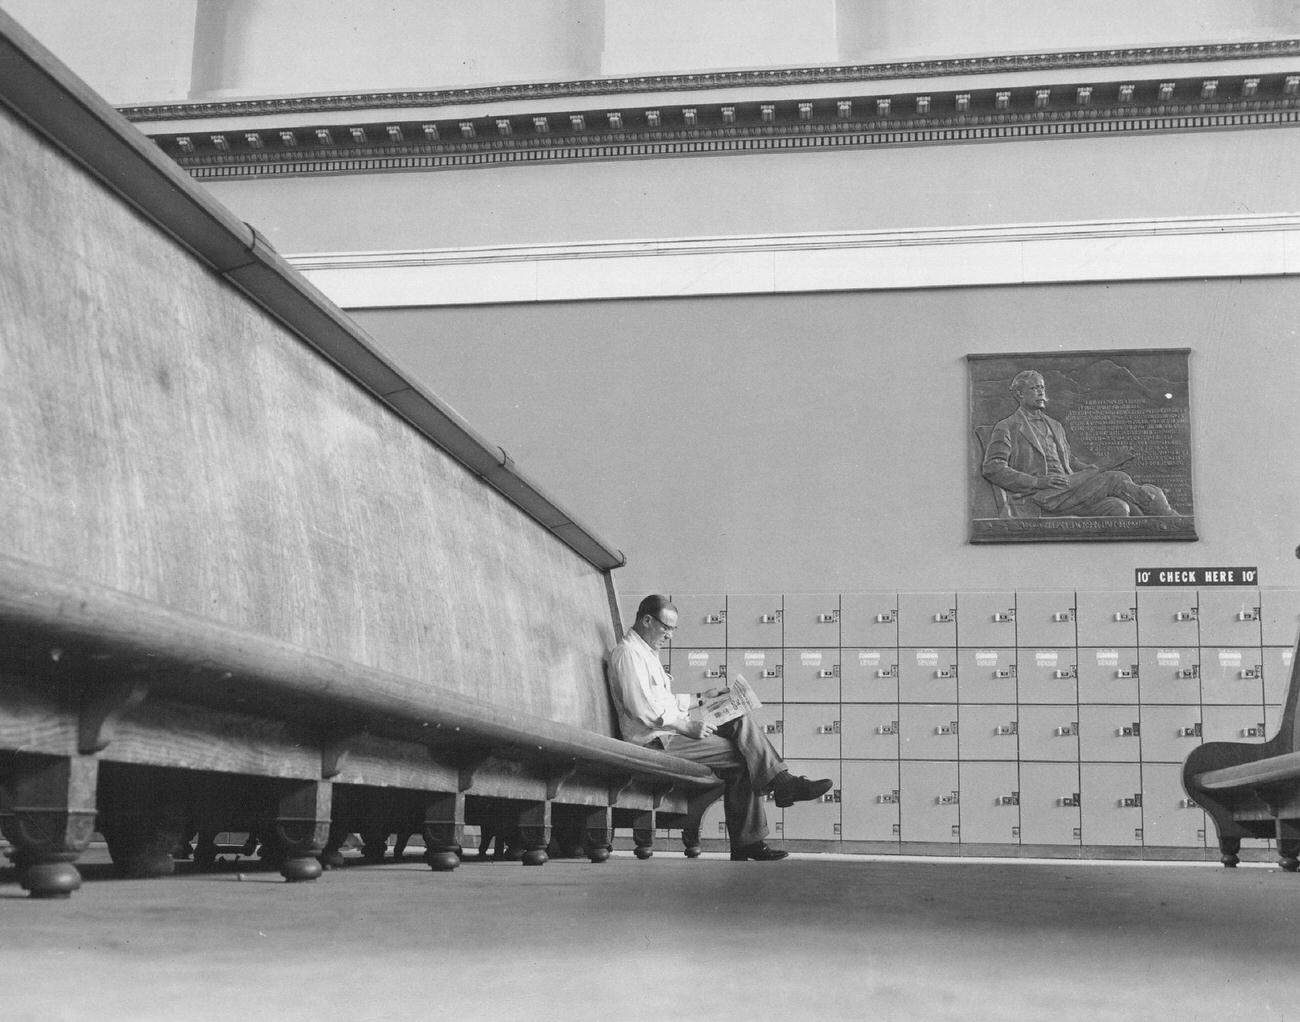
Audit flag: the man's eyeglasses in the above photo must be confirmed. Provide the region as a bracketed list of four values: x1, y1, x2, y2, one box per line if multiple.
[650, 615, 676, 633]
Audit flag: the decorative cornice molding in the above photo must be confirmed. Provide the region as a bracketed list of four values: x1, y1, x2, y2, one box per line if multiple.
[120, 38, 1300, 121]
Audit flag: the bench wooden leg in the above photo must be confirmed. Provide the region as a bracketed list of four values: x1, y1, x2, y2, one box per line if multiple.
[582, 806, 612, 862]
[1276, 821, 1300, 872]
[631, 809, 655, 859]
[97, 764, 189, 878]
[267, 780, 331, 882]
[0, 753, 98, 898]
[518, 802, 550, 866]
[422, 792, 464, 871]
[1218, 835, 1241, 868]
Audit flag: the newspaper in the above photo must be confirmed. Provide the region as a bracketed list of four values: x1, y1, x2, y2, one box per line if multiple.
[688, 673, 762, 726]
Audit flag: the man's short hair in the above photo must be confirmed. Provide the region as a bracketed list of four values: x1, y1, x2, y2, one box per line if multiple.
[1010, 370, 1044, 394]
[635, 594, 676, 622]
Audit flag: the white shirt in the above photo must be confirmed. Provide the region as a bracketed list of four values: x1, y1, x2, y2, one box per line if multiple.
[606, 628, 686, 746]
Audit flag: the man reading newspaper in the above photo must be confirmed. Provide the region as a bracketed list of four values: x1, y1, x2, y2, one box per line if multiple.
[606, 594, 833, 861]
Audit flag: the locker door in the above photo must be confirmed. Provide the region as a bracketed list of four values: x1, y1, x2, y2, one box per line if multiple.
[841, 648, 899, 703]
[1263, 645, 1295, 707]
[1200, 648, 1265, 705]
[1077, 647, 1140, 704]
[1017, 648, 1079, 704]
[1017, 705, 1080, 762]
[959, 761, 1021, 846]
[1196, 588, 1263, 647]
[899, 761, 960, 844]
[1140, 763, 1206, 849]
[957, 648, 1017, 703]
[897, 592, 958, 647]
[1139, 705, 1203, 763]
[1077, 705, 1142, 763]
[1136, 647, 1200, 705]
[674, 648, 729, 693]
[730, 648, 783, 704]
[782, 759, 841, 840]
[784, 648, 840, 703]
[782, 594, 841, 649]
[897, 647, 958, 703]
[1135, 589, 1201, 646]
[669, 593, 728, 648]
[956, 591, 1018, 649]
[1014, 590, 1077, 647]
[1262, 589, 1300, 647]
[957, 704, 1021, 761]
[840, 593, 899, 647]
[1019, 763, 1082, 846]
[725, 594, 784, 649]
[1075, 590, 1138, 646]
[839, 704, 901, 760]
[1200, 705, 1269, 745]
[1080, 763, 1143, 847]
[781, 703, 840, 760]
[841, 761, 900, 842]
[897, 704, 959, 761]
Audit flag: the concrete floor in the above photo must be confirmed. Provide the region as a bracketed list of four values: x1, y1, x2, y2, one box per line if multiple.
[3, 846, 1298, 1022]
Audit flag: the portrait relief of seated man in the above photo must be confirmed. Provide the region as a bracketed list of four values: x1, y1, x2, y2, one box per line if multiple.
[981, 369, 1178, 519]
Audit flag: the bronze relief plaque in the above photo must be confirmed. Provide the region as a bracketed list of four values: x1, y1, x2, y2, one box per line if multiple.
[968, 349, 1196, 543]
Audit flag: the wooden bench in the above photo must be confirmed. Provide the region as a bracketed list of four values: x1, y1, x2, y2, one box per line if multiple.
[1183, 633, 1300, 869]
[0, 16, 719, 899]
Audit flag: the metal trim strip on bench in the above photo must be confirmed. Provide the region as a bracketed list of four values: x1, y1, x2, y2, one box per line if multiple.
[0, 553, 714, 790]
[1193, 751, 1300, 790]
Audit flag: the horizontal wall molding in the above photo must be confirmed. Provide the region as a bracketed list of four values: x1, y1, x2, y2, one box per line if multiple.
[290, 213, 1300, 308]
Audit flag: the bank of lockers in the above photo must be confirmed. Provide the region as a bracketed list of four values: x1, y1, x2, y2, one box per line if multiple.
[610, 588, 1300, 855]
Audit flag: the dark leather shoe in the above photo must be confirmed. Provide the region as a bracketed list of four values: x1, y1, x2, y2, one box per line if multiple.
[730, 842, 789, 861]
[770, 772, 834, 808]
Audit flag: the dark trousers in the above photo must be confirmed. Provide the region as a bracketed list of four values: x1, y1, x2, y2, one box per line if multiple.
[660, 714, 784, 848]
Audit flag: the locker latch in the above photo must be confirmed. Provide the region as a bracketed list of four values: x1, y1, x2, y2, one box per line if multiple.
[1238, 608, 1260, 622]
[993, 610, 1015, 623]
[1114, 609, 1136, 622]
[1239, 666, 1262, 680]
[816, 721, 841, 735]
[1054, 667, 1077, 679]
[760, 667, 781, 679]
[1118, 794, 1143, 808]
[817, 666, 840, 678]
[936, 791, 959, 806]
[820, 790, 842, 804]
[1055, 722, 1078, 736]
[1177, 722, 1203, 738]
[875, 666, 897, 679]
[1058, 793, 1081, 807]
[763, 720, 784, 734]
[934, 721, 959, 736]
[1176, 666, 1199, 679]
[1116, 723, 1141, 737]
[1241, 723, 1266, 738]
[1180, 797, 1199, 809]
[934, 609, 956, 623]
[1052, 609, 1075, 622]
[994, 722, 1018, 736]
[875, 610, 896, 624]
[1175, 608, 1198, 622]
[703, 667, 726, 679]
[817, 611, 840, 624]
[996, 793, 1020, 806]
[876, 721, 898, 736]
[934, 667, 956, 679]
[1115, 666, 1138, 679]
[878, 791, 900, 804]
[992, 667, 1016, 679]
[704, 612, 726, 625]
[759, 612, 781, 624]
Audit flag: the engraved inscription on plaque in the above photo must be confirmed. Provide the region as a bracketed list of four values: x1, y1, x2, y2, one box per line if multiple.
[967, 349, 1197, 543]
